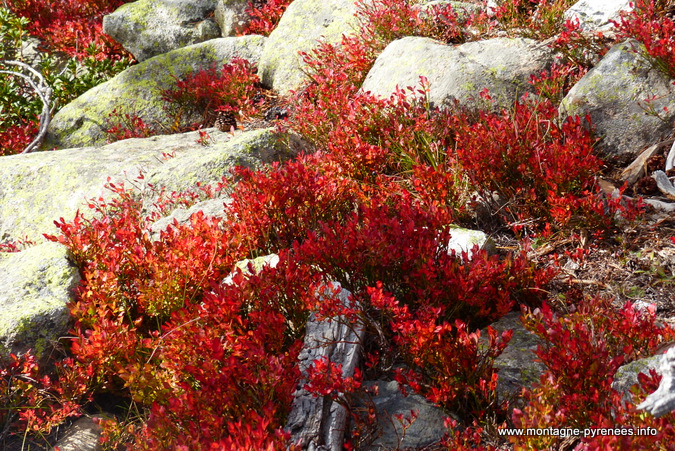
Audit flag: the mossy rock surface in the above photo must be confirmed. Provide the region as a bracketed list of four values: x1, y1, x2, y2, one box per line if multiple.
[103, 0, 221, 62]
[560, 40, 675, 157]
[480, 312, 546, 400]
[361, 36, 556, 110]
[613, 353, 665, 402]
[145, 128, 304, 194]
[0, 128, 300, 244]
[0, 242, 80, 362]
[364, 380, 449, 449]
[45, 36, 267, 149]
[257, 0, 360, 95]
[563, 0, 633, 34]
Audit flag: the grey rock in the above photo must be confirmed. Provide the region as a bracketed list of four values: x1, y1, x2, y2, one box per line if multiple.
[103, 0, 221, 62]
[414, 1, 481, 23]
[361, 37, 556, 110]
[482, 312, 546, 401]
[614, 352, 665, 403]
[0, 128, 298, 244]
[0, 243, 80, 361]
[18, 37, 50, 67]
[560, 40, 675, 157]
[214, 0, 253, 36]
[150, 197, 232, 240]
[144, 128, 306, 195]
[564, 0, 633, 34]
[46, 36, 266, 149]
[364, 380, 449, 450]
[258, 0, 360, 95]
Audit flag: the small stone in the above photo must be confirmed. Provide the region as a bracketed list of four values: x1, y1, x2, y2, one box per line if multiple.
[54, 415, 105, 451]
[447, 226, 496, 259]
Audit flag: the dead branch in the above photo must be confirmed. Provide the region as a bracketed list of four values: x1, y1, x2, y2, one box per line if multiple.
[0, 60, 52, 153]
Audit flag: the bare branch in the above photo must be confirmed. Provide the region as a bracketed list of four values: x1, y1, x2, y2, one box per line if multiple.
[0, 60, 53, 153]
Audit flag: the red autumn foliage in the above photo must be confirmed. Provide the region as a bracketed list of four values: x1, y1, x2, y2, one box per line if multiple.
[511, 297, 675, 449]
[452, 99, 604, 230]
[104, 58, 263, 142]
[370, 284, 512, 418]
[104, 110, 153, 143]
[225, 156, 368, 254]
[242, 0, 294, 36]
[292, 189, 552, 324]
[9, 0, 131, 60]
[0, 0, 664, 448]
[0, 120, 39, 156]
[160, 58, 263, 130]
[615, 0, 675, 78]
[493, 0, 577, 40]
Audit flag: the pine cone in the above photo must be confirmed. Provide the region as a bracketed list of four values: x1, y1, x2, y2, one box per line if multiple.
[635, 176, 659, 195]
[214, 110, 237, 132]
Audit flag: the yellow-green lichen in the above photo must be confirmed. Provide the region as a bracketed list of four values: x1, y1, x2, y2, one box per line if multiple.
[259, 0, 360, 94]
[47, 37, 265, 149]
[0, 243, 79, 360]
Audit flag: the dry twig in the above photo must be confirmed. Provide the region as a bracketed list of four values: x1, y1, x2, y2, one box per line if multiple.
[0, 60, 52, 153]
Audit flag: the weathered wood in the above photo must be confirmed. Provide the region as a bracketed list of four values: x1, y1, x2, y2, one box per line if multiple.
[54, 416, 104, 451]
[653, 170, 675, 200]
[638, 347, 675, 417]
[620, 141, 666, 186]
[666, 139, 675, 172]
[286, 283, 364, 450]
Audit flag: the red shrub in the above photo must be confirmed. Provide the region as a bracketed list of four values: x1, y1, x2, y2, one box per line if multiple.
[552, 18, 610, 69]
[528, 62, 589, 104]
[0, 119, 39, 156]
[45, 181, 237, 400]
[0, 353, 79, 441]
[290, 0, 483, 152]
[493, 0, 577, 40]
[293, 190, 553, 325]
[161, 58, 263, 131]
[582, 370, 675, 449]
[226, 157, 368, 254]
[104, 110, 153, 143]
[294, 32, 625, 234]
[43, 180, 325, 448]
[242, 0, 294, 36]
[370, 284, 512, 418]
[130, 255, 321, 449]
[9, 0, 131, 60]
[511, 297, 675, 448]
[615, 0, 675, 78]
[443, 418, 498, 450]
[452, 99, 605, 231]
